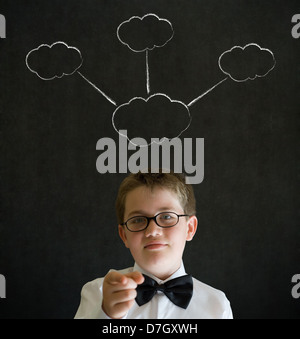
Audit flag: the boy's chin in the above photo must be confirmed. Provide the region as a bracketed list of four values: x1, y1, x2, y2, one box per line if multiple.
[137, 253, 181, 279]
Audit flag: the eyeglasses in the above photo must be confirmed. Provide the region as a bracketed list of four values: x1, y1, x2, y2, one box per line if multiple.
[121, 212, 189, 232]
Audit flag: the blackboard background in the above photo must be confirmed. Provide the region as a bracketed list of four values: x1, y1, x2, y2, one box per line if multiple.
[0, 0, 299, 319]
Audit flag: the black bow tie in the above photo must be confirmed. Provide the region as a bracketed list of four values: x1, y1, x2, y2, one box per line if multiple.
[136, 274, 193, 309]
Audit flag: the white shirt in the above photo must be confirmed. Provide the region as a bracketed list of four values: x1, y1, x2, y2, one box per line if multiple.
[74, 262, 233, 319]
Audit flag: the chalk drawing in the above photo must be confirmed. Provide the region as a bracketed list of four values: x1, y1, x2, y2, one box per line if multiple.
[26, 41, 83, 80]
[117, 14, 174, 95]
[112, 93, 191, 147]
[77, 71, 117, 106]
[25, 15, 276, 147]
[218, 43, 276, 82]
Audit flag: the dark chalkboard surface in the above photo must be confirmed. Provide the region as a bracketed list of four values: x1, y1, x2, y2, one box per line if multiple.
[0, 0, 299, 318]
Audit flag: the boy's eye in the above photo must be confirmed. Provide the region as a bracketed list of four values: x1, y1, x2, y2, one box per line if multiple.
[160, 214, 172, 220]
[158, 213, 177, 224]
[132, 217, 146, 224]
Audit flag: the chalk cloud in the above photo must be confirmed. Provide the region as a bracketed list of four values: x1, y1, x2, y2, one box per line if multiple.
[112, 93, 191, 147]
[26, 41, 83, 80]
[218, 43, 276, 82]
[117, 13, 174, 53]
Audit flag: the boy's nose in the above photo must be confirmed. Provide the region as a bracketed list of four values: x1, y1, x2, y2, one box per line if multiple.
[145, 219, 163, 237]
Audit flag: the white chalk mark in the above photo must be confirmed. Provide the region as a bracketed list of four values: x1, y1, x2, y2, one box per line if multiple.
[26, 41, 83, 81]
[146, 50, 150, 94]
[112, 93, 192, 147]
[218, 43, 276, 82]
[77, 71, 117, 106]
[188, 77, 228, 107]
[117, 13, 174, 96]
[117, 13, 174, 53]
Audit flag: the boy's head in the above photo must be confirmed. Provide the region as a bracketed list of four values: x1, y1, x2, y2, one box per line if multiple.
[116, 171, 198, 280]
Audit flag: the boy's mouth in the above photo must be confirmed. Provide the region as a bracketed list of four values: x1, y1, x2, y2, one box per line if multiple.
[144, 242, 168, 250]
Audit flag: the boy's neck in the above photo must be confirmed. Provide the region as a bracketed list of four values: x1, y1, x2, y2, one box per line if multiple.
[133, 262, 186, 283]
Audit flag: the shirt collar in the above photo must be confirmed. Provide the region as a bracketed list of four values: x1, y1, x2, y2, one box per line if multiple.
[133, 262, 187, 285]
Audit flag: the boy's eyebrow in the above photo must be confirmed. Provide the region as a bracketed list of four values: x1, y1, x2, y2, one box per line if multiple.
[127, 210, 147, 218]
[127, 207, 180, 219]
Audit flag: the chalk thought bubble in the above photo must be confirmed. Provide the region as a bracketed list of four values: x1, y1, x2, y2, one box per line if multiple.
[112, 94, 191, 146]
[117, 14, 174, 52]
[26, 41, 83, 80]
[219, 43, 276, 82]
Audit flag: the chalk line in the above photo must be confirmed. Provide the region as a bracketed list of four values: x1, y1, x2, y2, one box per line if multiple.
[77, 71, 117, 106]
[146, 50, 150, 95]
[187, 77, 228, 107]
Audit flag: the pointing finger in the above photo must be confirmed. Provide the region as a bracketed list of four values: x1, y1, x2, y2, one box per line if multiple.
[106, 271, 128, 286]
[125, 271, 145, 285]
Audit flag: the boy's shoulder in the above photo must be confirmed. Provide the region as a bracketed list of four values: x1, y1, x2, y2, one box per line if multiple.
[191, 276, 232, 317]
[192, 276, 227, 298]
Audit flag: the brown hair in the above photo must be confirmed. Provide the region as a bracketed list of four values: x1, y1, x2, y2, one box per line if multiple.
[115, 170, 196, 224]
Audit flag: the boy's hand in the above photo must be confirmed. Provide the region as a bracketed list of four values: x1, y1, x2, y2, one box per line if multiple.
[102, 271, 145, 319]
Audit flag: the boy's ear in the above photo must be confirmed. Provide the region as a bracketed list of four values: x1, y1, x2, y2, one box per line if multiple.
[118, 225, 129, 248]
[186, 216, 198, 241]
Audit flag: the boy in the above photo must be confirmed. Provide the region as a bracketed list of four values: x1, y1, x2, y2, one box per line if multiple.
[75, 171, 233, 319]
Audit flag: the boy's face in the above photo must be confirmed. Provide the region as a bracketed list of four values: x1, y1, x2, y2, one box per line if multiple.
[118, 186, 197, 280]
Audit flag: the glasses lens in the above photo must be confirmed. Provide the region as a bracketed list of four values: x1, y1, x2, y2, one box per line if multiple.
[127, 216, 148, 232]
[156, 212, 179, 227]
